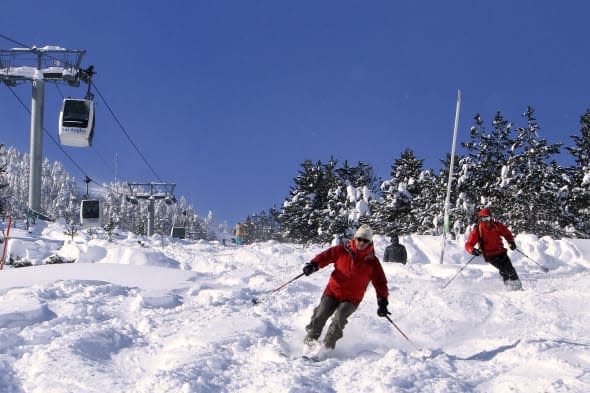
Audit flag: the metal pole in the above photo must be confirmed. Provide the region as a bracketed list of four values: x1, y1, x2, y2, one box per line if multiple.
[147, 198, 154, 236]
[251, 272, 306, 305]
[29, 79, 45, 212]
[385, 315, 419, 350]
[514, 248, 549, 273]
[442, 254, 477, 289]
[439, 89, 462, 264]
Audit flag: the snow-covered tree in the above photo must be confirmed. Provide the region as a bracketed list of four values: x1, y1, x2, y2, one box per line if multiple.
[331, 160, 378, 239]
[279, 160, 327, 243]
[280, 159, 378, 244]
[410, 168, 442, 235]
[371, 149, 423, 235]
[504, 107, 565, 237]
[461, 112, 516, 218]
[438, 152, 470, 236]
[565, 109, 590, 236]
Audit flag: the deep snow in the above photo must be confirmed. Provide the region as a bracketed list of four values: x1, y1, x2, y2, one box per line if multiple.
[1, 219, 589, 393]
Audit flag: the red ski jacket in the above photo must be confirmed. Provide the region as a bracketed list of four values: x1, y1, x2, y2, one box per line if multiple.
[311, 240, 389, 306]
[465, 221, 514, 258]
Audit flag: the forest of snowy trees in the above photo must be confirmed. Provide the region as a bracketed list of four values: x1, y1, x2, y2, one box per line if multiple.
[1, 107, 589, 244]
[0, 144, 219, 239]
[248, 107, 590, 243]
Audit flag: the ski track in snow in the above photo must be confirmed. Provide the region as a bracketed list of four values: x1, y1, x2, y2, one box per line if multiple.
[0, 223, 589, 392]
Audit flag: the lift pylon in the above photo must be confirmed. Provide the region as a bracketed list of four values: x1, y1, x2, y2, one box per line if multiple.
[0, 46, 91, 215]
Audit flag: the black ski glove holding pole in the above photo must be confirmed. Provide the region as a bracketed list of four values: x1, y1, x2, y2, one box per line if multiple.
[303, 262, 319, 276]
[377, 297, 391, 317]
[472, 248, 482, 256]
[508, 240, 516, 250]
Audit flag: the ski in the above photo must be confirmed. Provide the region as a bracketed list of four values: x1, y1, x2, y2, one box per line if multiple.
[301, 355, 322, 362]
[278, 352, 325, 362]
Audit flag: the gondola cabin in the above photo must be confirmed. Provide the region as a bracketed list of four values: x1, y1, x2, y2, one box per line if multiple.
[58, 99, 95, 147]
[80, 199, 102, 227]
[170, 227, 186, 239]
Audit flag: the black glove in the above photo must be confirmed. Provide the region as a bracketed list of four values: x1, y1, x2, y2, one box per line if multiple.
[508, 241, 516, 250]
[472, 248, 482, 256]
[377, 297, 391, 317]
[303, 262, 319, 276]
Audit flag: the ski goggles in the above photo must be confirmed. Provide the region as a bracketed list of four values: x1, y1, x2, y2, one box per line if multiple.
[480, 216, 492, 222]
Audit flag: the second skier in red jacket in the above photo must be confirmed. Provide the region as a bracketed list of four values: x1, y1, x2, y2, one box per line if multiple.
[465, 208, 522, 291]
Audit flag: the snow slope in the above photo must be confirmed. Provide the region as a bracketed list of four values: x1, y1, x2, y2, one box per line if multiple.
[0, 220, 589, 393]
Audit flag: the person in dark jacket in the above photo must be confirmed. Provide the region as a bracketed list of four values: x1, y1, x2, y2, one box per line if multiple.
[465, 208, 522, 290]
[383, 233, 407, 264]
[302, 224, 390, 352]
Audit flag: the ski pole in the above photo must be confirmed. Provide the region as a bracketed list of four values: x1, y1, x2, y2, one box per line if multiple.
[514, 248, 549, 273]
[442, 254, 477, 289]
[251, 272, 305, 305]
[385, 315, 420, 350]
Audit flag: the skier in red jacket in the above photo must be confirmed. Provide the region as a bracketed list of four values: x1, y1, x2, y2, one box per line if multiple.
[302, 224, 390, 352]
[465, 208, 522, 290]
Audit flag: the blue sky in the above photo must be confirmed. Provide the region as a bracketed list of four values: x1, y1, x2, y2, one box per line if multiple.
[1, 1, 589, 225]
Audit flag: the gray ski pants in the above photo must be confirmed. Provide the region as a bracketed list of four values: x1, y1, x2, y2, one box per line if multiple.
[305, 295, 357, 349]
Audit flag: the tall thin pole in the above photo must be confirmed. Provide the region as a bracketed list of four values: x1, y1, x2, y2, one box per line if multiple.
[147, 198, 155, 236]
[29, 79, 45, 212]
[439, 89, 462, 264]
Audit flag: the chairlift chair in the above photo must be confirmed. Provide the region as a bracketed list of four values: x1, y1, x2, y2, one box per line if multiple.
[58, 98, 95, 147]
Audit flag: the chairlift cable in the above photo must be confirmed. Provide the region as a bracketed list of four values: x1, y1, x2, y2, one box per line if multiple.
[50, 82, 114, 174]
[7, 86, 90, 177]
[6, 86, 125, 199]
[92, 83, 163, 182]
[0, 33, 28, 48]
[2, 32, 164, 183]
[2, 33, 166, 195]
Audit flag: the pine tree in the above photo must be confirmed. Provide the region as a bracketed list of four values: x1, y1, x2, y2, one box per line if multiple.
[565, 109, 590, 236]
[439, 152, 470, 235]
[408, 168, 441, 235]
[461, 112, 516, 217]
[371, 149, 423, 235]
[280, 159, 378, 244]
[279, 160, 326, 243]
[315, 158, 343, 243]
[333, 161, 378, 236]
[505, 107, 565, 237]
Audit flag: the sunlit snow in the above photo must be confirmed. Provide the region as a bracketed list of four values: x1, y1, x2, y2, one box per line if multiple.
[1, 220, 589, 392]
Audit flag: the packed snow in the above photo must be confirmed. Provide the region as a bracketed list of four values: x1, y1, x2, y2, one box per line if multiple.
[1, 219, 589, 393]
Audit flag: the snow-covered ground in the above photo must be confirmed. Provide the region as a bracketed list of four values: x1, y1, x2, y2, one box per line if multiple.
[1, 219, 589, 393]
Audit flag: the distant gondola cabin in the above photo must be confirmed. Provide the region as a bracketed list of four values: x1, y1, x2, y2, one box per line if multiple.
[170, 227, 186, 239]
[58, 99, 95, 147]
[80, 199, 102, 226]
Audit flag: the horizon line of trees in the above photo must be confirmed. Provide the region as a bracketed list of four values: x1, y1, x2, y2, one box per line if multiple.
[241, 107, 590, 244]
[0, 144, 225, 240]
[2, 106, 589, 244]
